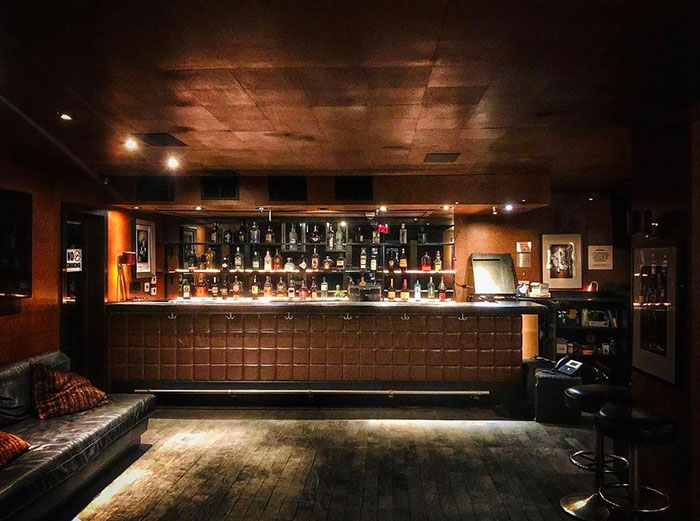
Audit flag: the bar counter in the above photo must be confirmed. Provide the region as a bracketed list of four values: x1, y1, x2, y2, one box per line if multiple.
[106, 300, 545, 394]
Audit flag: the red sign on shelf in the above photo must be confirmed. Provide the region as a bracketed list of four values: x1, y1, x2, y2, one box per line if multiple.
[377, 223, 389, 234]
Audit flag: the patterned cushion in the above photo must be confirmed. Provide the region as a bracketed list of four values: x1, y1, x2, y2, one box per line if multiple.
[31, 365, 107, 420]
[0, 431, 29, 468]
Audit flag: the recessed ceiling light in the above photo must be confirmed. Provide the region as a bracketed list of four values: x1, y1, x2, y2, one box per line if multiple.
[132, 206, 141, 210]
[379, 205, 387, 212]
[166, 156, 180, 169]
[59, 113, 72, 121]
[505, 203, 514, 212]
[413, 217, 418, 221]
[521, 198, 526, 203]
[194, 206, 202, 211]
[125, 138, 138, 150]
[588, 197, 594, 201]
[454, 201, 459, 205]
[340, 221, 347, 227]
[442, 205, 450, 210]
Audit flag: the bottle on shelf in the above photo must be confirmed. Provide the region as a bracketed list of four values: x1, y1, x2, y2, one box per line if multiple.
[399, 248, 408, 272]
[288, 224, 298, 250]
[210, 223, 220, 243]
[237, 223, 247, 243]
[323, 255, 334, 271]
[250, 275, 260, 299]
[417, 226, 427, 244]
[264, 249, 272, 271]
[183, 277, 191, 299]
[233, 247, 243, 270]
[372, 228, 380, 244]
[336, 253, 345, 270]
[387, 278, 396, 300]
[221, 255, 230, 272]
[223, 227, 233, 244]
[311, 247, 320, 270]
[359, 248, 367, 269]
[210, 276, 220, 299]
[359, 275, 366, 287]
[299, 279, 308, 300]
[327, 225, 336, 250]
[276, 277, 286, 297]
[263, 276, 273, 297]
[400, 278, 410, 301]
[434, 251, 442, 271]
[284, 257, 296, 272]
[399, 223, 408, 244]
[427, 277, 436, 299]
[438, 276, 447, 301]
[252, 250, 261, 270]
[369, 251, 377, 271]
[421, 252, 432, 272]
[195, 274, 207, 298]
[265, 224, 275, 243]
[335, 284, 343, 298]
[387, 251, 397, 272]
[249, 222, 259, 243]
[414, 279, 422, 301]
[187, 251, 197, 270]
[309, 225, 322, 244]
[199, 253, 207, 270]
[287, 279, 295, 299]
[299, 256, 308, 271]
[220, 275, 229, 299]
[310, 278, 318, 300]
[231, 276, 241, 300]
[273, 249, 283, 271]
[335, 225, 344, 250]
[320, 277, 328, 298]
[205, 248, 215, 269]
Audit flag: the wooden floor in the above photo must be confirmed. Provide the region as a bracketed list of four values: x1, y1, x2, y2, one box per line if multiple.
[77, 408, 595, 521]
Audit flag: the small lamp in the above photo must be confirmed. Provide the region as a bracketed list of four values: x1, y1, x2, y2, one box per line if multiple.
[584, 281, 599, 292]
[117, 251, 136, 301]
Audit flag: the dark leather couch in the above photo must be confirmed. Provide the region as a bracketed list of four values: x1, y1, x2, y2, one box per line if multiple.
[0, 351, 155, 521]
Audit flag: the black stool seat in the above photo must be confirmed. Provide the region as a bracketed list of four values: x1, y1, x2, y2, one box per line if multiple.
[596, 405, 677, 445]
[564, 384, 630, 414]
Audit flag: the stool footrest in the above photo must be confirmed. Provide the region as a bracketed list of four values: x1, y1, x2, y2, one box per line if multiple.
[570, 450, 629, 474]
[599, 483, 670, 514]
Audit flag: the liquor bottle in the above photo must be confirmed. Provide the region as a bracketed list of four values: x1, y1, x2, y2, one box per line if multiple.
[309, 225, 322, 244]
[210, 276, 220, 299]
[276, 277, 286, 297]
[359, 248, 367, 269]
[231, 276, 241, 300]
[265, 224, 275, 244]
[187, 251, 197, 270]
[311, 247, 320, 270]
[284, 257, 296, 272]
[310, 278, 318, 300]
[327, 225, 336, 250]
[287, 279, 295, 299]
[427, 277, 436, 299]
[320, 277, 328, 298]
[252, 250, 261, 270]
[223, 228, 233, 244]
[399, 223, 408, 244]
[221, 255, 230, 273]
[370, 251, 377, 271]
[183, 277, 191, 299]
[323, 255, 334, 271]
[336, 253, 345, 270]
[434, 251, 442, 271]
[387, 278, 396, 300]
[263, 276, 273, 298]
[264, 249, 272, 271]
[335, 284, 343, 298]
[359, 275, 366, 287]
[249, 222, 259, 243]
[199, 253, 207, 270]
[438, 276, 447, 301]
[299, 256, 308, 271]
[421, 252, 431, 272]
[372, 228, 380, 244]
[355, 229, 364, 243]
[335, 225, 344, 250]
[210, 223, 220, 243]
[250, 275, 260, 299]
[273, 249, 283, 271]
[220, 275, 229, 299]
[195, 274, 207, 298]
[237, 223, 247, 243]
[417, 226, 427, 244]
[414, 279, 422, 301]
[205, 248, 215, 269]
[400, 279, 410, 301]
[288, 224, 298, 251]
[399, 248, 408, 271]
[387, 252, 397, 272]
[234, 247, 243, 270]
[299, 279, 309, 299]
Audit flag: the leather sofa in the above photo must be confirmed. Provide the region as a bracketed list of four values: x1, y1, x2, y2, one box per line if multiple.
[0, 351, 155, 521]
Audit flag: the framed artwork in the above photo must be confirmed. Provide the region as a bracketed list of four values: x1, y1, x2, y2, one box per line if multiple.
[180, 225, 197, 263]
[541, 234, 582, 289]
[134, 219, 156, 278]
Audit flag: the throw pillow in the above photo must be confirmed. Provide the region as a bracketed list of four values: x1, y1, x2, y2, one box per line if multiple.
[32, 364, 107, 420]
[0, 431, 29, 468]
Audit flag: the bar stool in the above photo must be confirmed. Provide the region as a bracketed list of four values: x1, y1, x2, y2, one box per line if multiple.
[560, 385, 630, 521]
[596, 404, 677, 518]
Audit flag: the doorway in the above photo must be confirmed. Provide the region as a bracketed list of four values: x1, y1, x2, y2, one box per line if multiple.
[61, 205, 107, 389]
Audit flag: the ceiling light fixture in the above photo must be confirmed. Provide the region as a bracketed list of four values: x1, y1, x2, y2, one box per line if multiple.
[132, 206, 141, 210]
[194, 206, 202, 211]
[504, 203, 514, 212]
[166, 156, 180, 170]
[125, 138, 138, 150]
[521, 198, 527, 203]
[588, 197, 594, 201]
[59, 113, 72, 121]
[340, 221, 347, 227]
[442, 205, 451, 210]
[379, 205, 387, 212]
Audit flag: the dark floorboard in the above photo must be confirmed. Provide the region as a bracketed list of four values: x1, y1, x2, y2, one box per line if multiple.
[76, 408, 595, 521]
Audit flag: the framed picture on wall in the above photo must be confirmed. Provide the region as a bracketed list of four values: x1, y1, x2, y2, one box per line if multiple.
[134, 219, 156, 278]
[541, 234, 582, 289]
